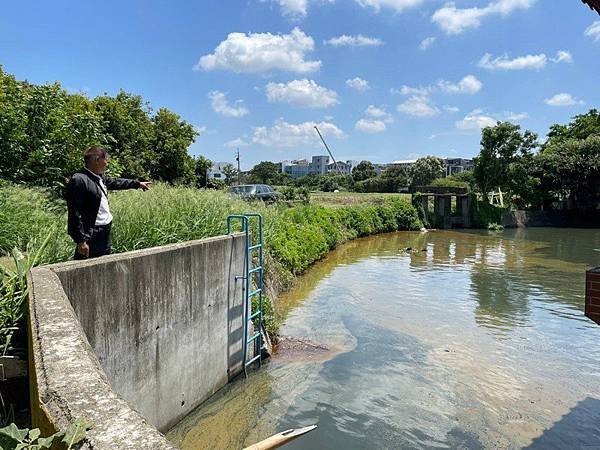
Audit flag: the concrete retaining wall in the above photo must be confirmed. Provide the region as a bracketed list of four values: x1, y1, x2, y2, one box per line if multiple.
[28, 233, 247, 448]
[502, 210, 600, 228]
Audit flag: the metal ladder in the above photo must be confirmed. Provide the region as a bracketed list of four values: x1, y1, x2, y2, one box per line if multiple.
[227, 214, 264, 376]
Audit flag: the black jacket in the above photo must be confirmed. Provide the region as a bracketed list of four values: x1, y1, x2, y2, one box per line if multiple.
[66, 169, 140, 244]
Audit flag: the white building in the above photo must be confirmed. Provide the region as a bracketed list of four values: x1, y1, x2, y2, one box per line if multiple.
[282, 155, 331, 179]
[444, 158, 473, 176]
[327, 160, 353, 175]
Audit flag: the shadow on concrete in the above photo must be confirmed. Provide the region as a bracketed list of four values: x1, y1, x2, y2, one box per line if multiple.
[526, 397, 600, 449]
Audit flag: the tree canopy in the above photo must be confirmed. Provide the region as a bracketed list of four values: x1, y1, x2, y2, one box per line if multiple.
[352, 160, 376, 182]
[0, 66, 199, 189]
[472, 122, 538, 197]
[409, 156, 445, 188]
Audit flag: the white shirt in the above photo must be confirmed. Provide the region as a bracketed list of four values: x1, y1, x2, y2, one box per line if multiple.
[94, 174, 113, 226]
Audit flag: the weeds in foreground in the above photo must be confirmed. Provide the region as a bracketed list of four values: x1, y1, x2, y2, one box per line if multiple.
[0, 234, 51, 356]
[0, 417, 89, 450]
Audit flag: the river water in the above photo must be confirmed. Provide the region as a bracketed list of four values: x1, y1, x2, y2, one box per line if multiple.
[167, 228, 600, 449]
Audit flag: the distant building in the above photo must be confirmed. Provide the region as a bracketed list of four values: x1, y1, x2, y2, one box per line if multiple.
[327, 160, 353, 175]
[207, 161, 229, 181]
[372, 163, 390, 176]
[391, 159, 417, 172]
[311, 155, 329, 175]
[390, 158, 473, 177]
[207, 169, 225, 180]
[444, 158, 473, 176]
[282, 155, 330, 179]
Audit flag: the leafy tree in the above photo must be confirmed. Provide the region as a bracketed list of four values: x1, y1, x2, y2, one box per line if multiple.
[535, 110, 600, 209]
[221, 163, 238, 185]
[352, 160, 376, 182]
[355, 177, 400, 193]
[294, 173, 321, 189]
[382, 164, 407, 180]
[472, 122, 537, 197]
[248, 161, 282, 184]
[0, 66, 201, 189]
[0, 68, 105, 189]
[194, 156, 212, 187]
[430, 171, 474, 189]
[538, 135, 600, 209]
[93, 91, 155, 179]
[149, 108, 197, 183]
[409, 156, 445, 188]
[545, 109, 600, 144]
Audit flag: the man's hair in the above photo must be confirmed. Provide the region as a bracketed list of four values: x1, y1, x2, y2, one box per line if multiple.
[83, 146, 108, 165]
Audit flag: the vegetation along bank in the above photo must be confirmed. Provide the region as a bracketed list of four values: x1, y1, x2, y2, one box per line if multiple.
[0, 183, 422, 357]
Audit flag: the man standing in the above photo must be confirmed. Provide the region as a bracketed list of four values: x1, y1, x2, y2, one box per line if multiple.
[66, 146, 151, 259]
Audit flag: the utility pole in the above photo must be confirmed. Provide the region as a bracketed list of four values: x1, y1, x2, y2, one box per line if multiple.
[236, 148, 241, 185]
[314, 126, 343, 175]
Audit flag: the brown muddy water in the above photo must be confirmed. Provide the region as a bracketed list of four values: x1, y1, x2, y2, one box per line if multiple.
[167, 228, 600, 449]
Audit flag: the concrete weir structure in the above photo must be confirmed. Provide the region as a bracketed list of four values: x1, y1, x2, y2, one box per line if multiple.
[28, 233, 248, 448]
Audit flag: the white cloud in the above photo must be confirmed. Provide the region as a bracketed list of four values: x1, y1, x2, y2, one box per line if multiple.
[505, 111, 529, 121]
[356, 105, 393, 133]
[346, 77, 370, 92]
[194, 125, 208, 135]
[393, 75, 481, 97]
[551, 50, 573, 64]
[195, 27, 321, 73]
[419, 36, 436, 50]
[444, 105, 460, 113]
[478, 52, 547, 70]
[274, 0, 308, 17]
[479, 50, 572, 70]
[365, 105, 393, 122]
[397, 96, 440, 117]
[355, 118, 387, 133]
[224, 137, 250, 148]
[208, 91, 249, 118]
[438, 74, 482, 94]
[585, 21, 600, 42]
[252, 119, 345, 147]
[432, 0, 535, 35]
[456, 109, 497, 130]
[454, 109, 527, 130]
[391, 85, 432, 96]
[544, 93, 585, 107]
[356, 0, 426, 13]
[265, 79, 339, 108]
[325, 34, 383, 47]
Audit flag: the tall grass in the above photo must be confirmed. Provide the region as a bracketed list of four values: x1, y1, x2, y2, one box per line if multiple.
[0, 183, 422, 342]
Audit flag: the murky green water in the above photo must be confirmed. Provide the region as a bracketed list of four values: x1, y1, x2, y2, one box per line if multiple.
[167, 228, 600, 449]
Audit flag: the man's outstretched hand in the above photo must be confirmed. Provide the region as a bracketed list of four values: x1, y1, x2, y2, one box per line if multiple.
[139, 181, 152, 191]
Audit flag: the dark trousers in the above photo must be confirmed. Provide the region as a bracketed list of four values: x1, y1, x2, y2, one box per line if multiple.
[74, 223, 112, 260]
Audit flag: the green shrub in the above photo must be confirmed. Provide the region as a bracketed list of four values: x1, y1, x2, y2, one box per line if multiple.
[470, 197, 505, 228]
[355, 177, 402, 193]
[0, 183, 422, 348]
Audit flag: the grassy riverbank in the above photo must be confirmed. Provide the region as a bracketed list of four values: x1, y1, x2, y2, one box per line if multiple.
[0, 183, 422, 350]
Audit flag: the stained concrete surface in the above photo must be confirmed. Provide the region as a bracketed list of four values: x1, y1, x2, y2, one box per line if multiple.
[28, 233, 247, 448]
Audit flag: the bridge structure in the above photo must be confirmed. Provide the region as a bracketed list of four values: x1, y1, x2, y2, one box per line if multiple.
[415, 186, 471, 229]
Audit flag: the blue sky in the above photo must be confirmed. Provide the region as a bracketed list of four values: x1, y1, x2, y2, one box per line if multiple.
[1, 0, 599, 169]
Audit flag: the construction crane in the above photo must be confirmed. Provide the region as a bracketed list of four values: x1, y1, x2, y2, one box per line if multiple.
[314, 126, 343, 176]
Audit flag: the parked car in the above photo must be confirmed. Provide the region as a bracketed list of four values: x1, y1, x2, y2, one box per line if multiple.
[228, 184, 281, 202]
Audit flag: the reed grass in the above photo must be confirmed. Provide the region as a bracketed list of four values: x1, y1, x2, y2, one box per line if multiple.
[0, 183, 422, 344]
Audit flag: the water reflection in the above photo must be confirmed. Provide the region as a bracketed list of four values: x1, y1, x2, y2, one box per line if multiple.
[169, 228, 600, 449]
